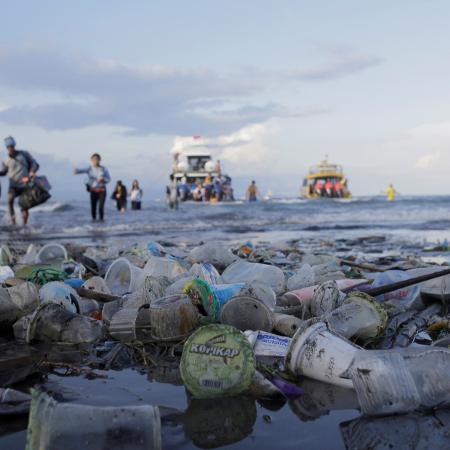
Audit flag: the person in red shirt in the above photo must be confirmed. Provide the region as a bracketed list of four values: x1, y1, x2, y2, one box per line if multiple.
[324, 179, 334, 197]
[334, 180, 343, 198]
[314, 180, 324, 197]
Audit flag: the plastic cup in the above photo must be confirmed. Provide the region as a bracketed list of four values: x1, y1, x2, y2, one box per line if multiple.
[104, 258, 144, 295]
[286, 321, 359, 388]
[35, 244, 68, 264]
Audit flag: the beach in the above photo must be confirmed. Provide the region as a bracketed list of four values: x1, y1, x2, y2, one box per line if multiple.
[1, 196, 450, 449]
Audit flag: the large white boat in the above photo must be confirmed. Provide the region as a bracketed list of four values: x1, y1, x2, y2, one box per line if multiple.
[171, 144, 234, 202]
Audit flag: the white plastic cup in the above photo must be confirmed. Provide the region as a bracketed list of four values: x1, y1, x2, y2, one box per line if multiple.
[286, 321, 359, 388]
[36, 244, 68, 264]
[104, 258, 144, 295]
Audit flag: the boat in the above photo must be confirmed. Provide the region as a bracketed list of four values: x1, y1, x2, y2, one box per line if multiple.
[171, 142, 234, 202]
[300, 158, 351, 199]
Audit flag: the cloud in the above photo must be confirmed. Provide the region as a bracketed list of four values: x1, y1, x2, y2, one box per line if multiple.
[0, 46, 379, 136]
[288, 49, 383, 81]
[415, 151, 441, 169]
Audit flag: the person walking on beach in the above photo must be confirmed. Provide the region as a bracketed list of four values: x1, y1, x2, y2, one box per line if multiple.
[166, 174, 179, 210]
[246, 180, 260, 202]
[130, 179, 143, 210]
[112, 180, 127, 212]
[74, 153, 111, 221]
[0, 136, 39, 225]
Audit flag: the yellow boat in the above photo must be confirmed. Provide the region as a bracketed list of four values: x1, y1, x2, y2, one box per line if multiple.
[300, 158, 351, 199]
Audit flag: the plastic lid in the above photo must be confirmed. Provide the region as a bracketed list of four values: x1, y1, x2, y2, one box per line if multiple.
[180, 324, 256, 398]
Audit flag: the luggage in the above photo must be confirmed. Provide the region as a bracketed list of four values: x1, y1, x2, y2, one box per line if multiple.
[19, 177, 51, 210]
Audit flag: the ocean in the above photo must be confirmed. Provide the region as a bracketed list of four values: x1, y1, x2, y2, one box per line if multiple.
[1, 195, 449, 450]
[0, 195, 449, 247]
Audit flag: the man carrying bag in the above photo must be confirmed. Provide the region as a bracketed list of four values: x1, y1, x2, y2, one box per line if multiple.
[0, 136, 50, 225]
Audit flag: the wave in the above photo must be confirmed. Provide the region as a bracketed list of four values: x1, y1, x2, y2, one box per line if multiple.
[33, 202, 74, 212]
[0, 201, 74, 213]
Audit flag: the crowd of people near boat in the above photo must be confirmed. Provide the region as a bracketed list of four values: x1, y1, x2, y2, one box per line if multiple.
[308, 178, 347, 198]
[177, 175, 234, 203]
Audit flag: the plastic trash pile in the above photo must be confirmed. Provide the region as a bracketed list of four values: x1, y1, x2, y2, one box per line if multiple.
[1, 238, 450, 448]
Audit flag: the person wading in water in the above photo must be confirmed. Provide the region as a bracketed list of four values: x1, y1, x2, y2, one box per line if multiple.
[74, 153, 111, 221]
[0, 136, 39, 225]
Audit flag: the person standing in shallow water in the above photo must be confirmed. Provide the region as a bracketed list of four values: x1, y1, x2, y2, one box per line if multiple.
[112, 180, 127, 212]
[246, 180, 260, 202]
[130, 179, 143, 210]
[166, 174, 179, 210]
[0, 136, 40, 225]
[74, 153, 111, 221]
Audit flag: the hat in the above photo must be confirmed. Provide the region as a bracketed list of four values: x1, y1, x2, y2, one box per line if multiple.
[4, 136, 16, 147]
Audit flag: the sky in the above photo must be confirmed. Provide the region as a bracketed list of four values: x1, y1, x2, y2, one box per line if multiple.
[1, 0, 450, 199]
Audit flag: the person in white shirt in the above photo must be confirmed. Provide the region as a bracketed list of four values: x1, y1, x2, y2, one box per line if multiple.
[130, 179, 143, 210]
[74, 153, 111, 221]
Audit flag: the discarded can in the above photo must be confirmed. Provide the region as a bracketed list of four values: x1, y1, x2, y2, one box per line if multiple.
[286, 321, 360, 388]
[221, 296, 274, 332]
[149, 294, 200, 341]
[26, 390, 162, 450]
[180, 324, 256, 398]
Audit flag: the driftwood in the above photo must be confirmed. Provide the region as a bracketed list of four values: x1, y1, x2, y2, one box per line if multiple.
[75, 287, 120, 303]
[340, 259, 386, 272]
[365, 267, 450, 297]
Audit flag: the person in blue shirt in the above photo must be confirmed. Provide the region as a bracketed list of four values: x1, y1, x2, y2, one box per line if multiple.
[74, 153, 111, 221]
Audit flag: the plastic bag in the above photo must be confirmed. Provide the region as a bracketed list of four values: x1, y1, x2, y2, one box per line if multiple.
[287, 264, 314, 291]
[222, 260, 286, 294]
[188, 242, 238, 269]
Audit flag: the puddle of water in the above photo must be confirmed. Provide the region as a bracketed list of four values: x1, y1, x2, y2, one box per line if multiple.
[1, 367, 357, 450]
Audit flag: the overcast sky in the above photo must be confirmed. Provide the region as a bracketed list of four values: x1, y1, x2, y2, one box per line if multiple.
[1, 0, 450, 199]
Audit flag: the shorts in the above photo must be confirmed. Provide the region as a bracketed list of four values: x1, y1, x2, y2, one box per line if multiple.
[8, 186, 27, 213]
